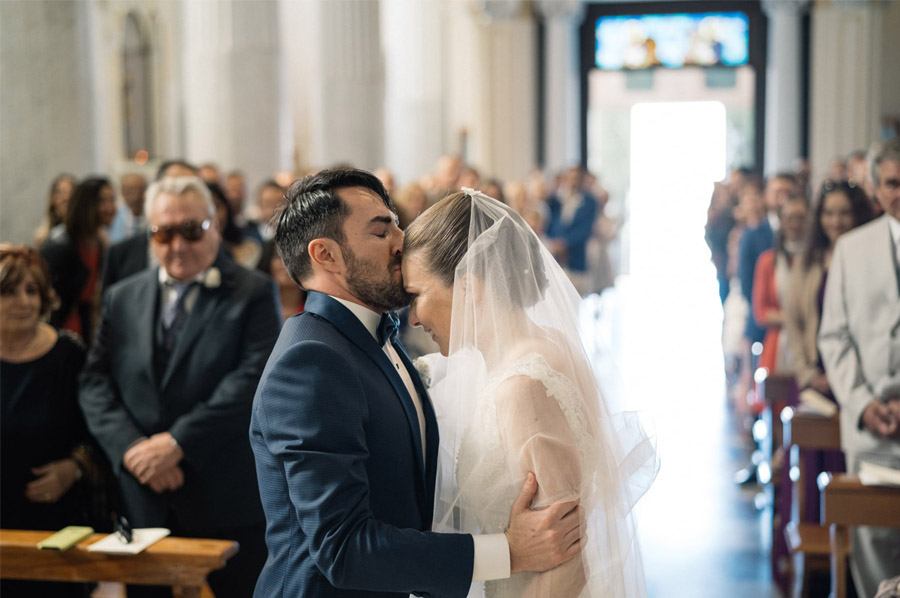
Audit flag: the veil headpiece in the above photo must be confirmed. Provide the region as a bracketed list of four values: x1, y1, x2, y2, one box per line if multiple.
[425, 188, 657, 597]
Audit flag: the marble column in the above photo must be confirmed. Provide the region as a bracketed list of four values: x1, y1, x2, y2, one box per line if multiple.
[380, 0, 444, 184]
[808, 0, 896, 188]
[762, 0, 808, 176]
[536, 0, 583, 174]
[182, 0, 280, 187]
[281, 0, 384, 173]
[445, 0, 538, 182]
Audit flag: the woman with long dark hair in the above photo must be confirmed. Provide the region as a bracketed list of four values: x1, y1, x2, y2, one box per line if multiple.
[33, 173, 77, 246]
[39, 176, 117, 343]
[784, 181, 874, 396]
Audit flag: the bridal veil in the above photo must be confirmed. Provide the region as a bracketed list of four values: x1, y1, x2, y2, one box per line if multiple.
[424, 189, 658, 597]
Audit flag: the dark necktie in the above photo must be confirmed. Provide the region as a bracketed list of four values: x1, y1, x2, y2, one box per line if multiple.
[162, 281, 195, 353]
[377, 312, 400, 346]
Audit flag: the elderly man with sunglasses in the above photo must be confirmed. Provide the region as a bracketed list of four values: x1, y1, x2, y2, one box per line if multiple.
[79, 176, 280, 598]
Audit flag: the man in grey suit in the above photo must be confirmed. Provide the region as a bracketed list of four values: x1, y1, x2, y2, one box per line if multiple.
[819, 138, 900, 597]
[80, 176, 280, 597]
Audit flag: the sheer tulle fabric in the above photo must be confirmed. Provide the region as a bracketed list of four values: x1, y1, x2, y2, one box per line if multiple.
[424, 190, 657, 597]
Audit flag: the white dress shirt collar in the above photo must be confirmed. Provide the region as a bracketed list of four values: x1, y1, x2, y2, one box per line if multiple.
[158, 267, 206, 287]
[331, 296, 381, 341]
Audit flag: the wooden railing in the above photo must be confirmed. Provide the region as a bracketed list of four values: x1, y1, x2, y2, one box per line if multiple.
[0, 529, 237, 597]
[818, 474, 900, 598]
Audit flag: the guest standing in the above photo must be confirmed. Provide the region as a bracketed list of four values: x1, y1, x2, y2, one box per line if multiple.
[0, 245, 90, 598]
[33, 173, 76, 246]
[40, 177, 117, 343]
[752, 194, 809, 374]
[79, 176, 279, 597]
[784, 181, 873, 395]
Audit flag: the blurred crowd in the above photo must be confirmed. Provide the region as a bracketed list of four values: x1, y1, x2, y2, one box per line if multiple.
[0, 155, 618, 597]
[706, 139, 900, 597]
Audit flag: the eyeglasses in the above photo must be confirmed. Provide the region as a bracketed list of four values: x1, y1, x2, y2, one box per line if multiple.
[149, 219, 211, 244]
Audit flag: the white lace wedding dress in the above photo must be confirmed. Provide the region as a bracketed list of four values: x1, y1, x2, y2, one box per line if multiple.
[456, 352, 597, 597]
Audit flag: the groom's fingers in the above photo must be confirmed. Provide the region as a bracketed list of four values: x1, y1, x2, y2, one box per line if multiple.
[545, 499, 579, 522]
[564, 537, 583, 560]
[511, 472, 538, 514]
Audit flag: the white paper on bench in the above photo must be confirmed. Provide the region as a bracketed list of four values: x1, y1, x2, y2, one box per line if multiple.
[798, 388, 839, 417]
[87, 528, 170, 555]
[859, 461, 900, 487]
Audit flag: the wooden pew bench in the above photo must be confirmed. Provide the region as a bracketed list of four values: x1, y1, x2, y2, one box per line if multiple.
[818, 474, 900, 598]
[0, 529, 237, 597]
[780, 407, 841, 597]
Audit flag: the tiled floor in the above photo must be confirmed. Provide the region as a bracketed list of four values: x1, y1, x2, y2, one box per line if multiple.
[581, 269, 779, 597]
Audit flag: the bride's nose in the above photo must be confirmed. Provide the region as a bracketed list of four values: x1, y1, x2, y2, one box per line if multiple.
[408, 304, 421, 328]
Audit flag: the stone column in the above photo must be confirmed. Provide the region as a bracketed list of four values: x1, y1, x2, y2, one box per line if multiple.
[281, 0, 384, 172]
[182, 0, 280, 186]
[380, 0, 444, 184]
[762, 0, 808, 176]
[444, 0, 538, 182]
[808, 0, 897, 188]
[536, 0, 583, 174]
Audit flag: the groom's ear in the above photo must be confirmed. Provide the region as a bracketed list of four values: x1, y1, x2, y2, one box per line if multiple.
[308, 238, 345, 275]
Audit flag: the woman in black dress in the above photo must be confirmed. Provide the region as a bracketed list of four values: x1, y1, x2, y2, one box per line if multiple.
[0, 244, 90, 597]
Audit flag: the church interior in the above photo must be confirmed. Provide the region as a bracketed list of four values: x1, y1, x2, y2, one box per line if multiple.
[1, 1, 899, 597]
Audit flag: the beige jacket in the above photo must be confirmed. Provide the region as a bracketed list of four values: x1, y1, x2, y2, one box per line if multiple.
[784, 259, 826, 388]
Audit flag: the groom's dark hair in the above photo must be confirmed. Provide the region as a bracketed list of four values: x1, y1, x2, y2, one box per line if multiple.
[275, 167, 394, 284]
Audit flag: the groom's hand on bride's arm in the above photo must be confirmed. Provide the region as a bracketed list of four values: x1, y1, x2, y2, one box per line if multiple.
[504, 472, 582, 573]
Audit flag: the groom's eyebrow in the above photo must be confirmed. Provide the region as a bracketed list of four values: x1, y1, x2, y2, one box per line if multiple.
[369, 215, 397, 226]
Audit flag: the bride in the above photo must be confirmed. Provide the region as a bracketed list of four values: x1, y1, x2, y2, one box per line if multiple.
[402, 189, 657, 597]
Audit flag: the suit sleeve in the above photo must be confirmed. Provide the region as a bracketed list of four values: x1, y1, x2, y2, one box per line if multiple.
[256, 341, 474, 597]
[737, 230, 755, 302]
[818, 239, 874, 428]
[168, 279, 280, 468]
[79, 292, 147, 473]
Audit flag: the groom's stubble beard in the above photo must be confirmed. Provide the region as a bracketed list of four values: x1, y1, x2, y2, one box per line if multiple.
[341, 244, 410, 312]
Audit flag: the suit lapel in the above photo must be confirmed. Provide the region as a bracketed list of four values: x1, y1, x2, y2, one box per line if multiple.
[137, 270, 162, 388]
[392, 339, 439, 517]
[869, 217, 899, 301]
[304, 293, 429, 485]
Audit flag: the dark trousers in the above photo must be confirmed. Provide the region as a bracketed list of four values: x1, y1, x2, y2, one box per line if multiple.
[126, 511, 266, 598]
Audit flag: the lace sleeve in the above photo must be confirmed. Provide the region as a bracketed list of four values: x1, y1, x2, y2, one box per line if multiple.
[495, 374, 587, 597]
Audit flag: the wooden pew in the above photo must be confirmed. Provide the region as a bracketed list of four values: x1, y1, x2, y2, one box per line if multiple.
[756, 370, 798, 593]
[780, 407, 841, 598]
[818, 474, 900, 598]
[0, 529, 237, 597]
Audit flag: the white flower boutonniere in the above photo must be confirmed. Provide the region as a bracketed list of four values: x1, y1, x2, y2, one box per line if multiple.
[413, 357, 432, 389]
[203, 267, 221, 289]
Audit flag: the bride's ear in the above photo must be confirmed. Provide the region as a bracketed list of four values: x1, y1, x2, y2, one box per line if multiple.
[308, 238, 344, 275]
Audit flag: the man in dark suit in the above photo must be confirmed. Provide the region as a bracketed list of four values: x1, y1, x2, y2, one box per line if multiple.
[102, 231, 150, 290]
[80, 176, 280, 597]
[544, 166, 598, 295]
[250, 169, 582, 597]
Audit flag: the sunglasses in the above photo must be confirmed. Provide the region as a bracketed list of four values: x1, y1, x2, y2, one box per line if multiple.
[149, 219, 211, 244]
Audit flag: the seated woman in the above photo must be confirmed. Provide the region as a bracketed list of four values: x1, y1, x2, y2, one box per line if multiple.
[0, 245, 91, 597]
[33, 173, 77, 247]
[784, 181, 874, 397]
[40, 177, 117, 344]
[752, 194, 809, 375]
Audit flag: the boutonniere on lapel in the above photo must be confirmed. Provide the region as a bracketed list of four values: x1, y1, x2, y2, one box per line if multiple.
[203, 267, 222, 289]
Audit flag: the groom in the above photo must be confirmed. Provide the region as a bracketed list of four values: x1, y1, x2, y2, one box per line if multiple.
[250, 168, 582, 597]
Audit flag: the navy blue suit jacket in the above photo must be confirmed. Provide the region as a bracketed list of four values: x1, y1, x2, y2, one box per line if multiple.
[738, 220, 775, 343]
[250, 292, 474, 597]
[545, 193, 598, 273]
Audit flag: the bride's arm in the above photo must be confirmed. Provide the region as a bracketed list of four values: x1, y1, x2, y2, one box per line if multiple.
[496, 375, 586, 597]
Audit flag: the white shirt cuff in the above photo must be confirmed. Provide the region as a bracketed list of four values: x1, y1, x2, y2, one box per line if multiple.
[471, 533, 511, 581]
